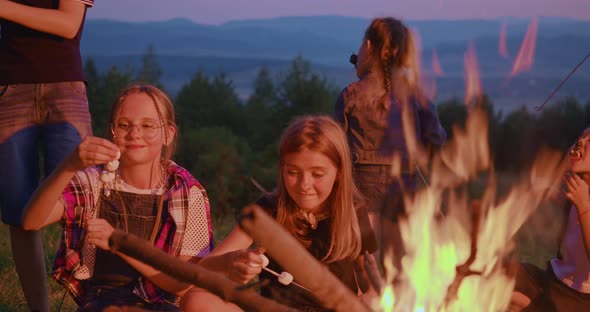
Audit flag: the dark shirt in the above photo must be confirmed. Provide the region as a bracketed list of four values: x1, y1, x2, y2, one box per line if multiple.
[256, 194, 376, 311]
[0, 0, 94, 84]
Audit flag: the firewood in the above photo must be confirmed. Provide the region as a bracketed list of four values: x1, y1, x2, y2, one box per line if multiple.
[109, 230, 298, 312]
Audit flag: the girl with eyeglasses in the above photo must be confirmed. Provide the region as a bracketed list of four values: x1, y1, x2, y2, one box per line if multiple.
[22, 84, 214, 311]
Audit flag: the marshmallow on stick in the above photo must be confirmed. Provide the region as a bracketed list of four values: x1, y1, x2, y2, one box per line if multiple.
[259, 254, 309, 291]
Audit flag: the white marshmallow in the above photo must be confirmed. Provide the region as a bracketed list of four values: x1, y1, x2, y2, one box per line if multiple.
[105, 159, 119, 172]
[100, 170, 115, 183]
[260, 254, 269, 268]
[278, 272, 293, 285]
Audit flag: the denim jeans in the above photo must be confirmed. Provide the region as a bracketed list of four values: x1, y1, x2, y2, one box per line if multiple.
[0, 82, 91, 225]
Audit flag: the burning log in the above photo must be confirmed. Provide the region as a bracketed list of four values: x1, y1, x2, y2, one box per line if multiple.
[442, 200, 483, 309]
[108, 230, 298, 312]
[238, 204, 372, 312]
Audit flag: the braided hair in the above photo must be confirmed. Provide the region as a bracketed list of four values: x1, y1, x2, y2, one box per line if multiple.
[364, 17, 421, 110]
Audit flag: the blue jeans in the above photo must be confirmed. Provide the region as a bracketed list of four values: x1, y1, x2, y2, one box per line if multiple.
[0, 82, 91, 225]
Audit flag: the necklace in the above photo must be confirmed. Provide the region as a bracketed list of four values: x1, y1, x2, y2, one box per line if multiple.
[300, 210, 318, 229]
[299, 207, 331, 230]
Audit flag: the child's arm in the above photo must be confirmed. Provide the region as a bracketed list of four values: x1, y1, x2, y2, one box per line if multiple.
[199, 226, 264, 283]
[417, 99, 447, 148]
[22, 136, 119, 230]
[0, 0, 88, 39]
[564, 173, 590, 261]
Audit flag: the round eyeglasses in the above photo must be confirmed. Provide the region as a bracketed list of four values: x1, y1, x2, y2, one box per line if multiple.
[111, 120, 165, 139]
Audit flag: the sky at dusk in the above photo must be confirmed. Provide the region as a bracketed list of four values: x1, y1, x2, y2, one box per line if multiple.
[87, 0, 590, 24]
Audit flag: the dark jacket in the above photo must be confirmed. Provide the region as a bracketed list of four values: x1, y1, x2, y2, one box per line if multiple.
[335, 72, 446, 168]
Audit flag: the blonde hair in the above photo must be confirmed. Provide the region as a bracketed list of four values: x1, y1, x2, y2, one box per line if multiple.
[274, 115, 362, 262]
[108, 83, 178, 161]
[364, 17, 424, 108]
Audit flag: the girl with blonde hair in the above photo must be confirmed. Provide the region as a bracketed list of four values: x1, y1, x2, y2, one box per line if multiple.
[23, 84, 214, 311]
[185, 115, 376, 311]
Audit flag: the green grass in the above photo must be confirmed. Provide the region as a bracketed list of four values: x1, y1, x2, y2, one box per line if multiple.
[0, 224, 78, 312]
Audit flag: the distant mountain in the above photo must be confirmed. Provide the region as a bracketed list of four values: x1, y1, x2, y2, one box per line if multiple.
[82, 16, 590, 65]
[81, 16, 590, 110]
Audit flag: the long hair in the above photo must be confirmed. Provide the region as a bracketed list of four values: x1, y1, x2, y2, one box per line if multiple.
[108, 83, 178, 161]
[274, 115, 362, 263]
[364, 17, 424, 109]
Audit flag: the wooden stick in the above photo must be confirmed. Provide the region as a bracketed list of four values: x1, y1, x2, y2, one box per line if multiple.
[261, 267, 311, 292]
[108, 230, 298, 312]
[238, 204, 371, 312]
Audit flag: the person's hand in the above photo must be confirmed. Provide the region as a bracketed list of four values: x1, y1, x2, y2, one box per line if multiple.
[66, 136, 120, 172]
[86, 218, 115, 251]
[227, 247, 265, 284]
[564, 172, 590, 214]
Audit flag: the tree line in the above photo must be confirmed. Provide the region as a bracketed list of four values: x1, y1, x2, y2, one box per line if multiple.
[84, 45, 590, 221]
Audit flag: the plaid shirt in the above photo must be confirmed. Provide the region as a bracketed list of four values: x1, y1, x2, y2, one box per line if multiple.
[52, 161, 214, 305]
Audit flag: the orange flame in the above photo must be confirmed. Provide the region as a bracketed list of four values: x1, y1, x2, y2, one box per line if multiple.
[464, 41, 482, 107]
[373, 108, 567, 312]
[432, 49, 444, 76]
[510, 17, 539, 77]
[499, 22, 509, 59]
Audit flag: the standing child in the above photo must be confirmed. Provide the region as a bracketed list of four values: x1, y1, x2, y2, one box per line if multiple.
[185, 115, 377, 312]
[335, 17, 446, 268]
[509, 128, 590, 312]
[0, 1, 94, 310]
[23, 84, 214, 311]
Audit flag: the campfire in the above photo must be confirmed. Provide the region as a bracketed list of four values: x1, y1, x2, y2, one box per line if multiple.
[369, 106, 566, 312]
[369, 24, 563, 310]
